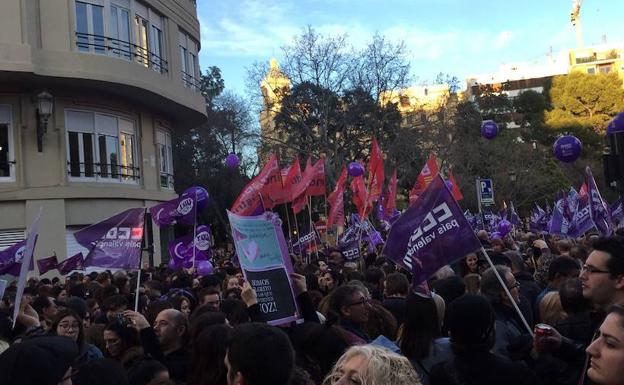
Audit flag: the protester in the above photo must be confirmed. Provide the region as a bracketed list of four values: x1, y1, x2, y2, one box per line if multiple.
[585, 305, 624, 385]
[188, 324, 231, 385]
[323, 345, 422, 385]
[50, 308, 103, 364]
[326, 285, 372, 344]
[382, 272, 409, 326]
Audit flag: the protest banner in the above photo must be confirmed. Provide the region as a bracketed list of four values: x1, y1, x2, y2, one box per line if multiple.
[227, 211, 299, 325]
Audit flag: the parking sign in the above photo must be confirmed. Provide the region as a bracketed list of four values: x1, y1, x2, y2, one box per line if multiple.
[478, 179, 494, 206]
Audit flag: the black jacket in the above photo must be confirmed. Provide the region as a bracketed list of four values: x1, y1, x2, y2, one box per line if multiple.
[514, 271, 541, 308]
[382, 297, 406, 326]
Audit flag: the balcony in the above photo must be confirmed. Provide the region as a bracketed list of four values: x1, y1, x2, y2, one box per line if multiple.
[75, 32, 168, 74]
[67, 161, 141, 183]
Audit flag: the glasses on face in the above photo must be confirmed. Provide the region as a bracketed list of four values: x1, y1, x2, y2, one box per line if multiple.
[58, 322, 80, 331]
[581, 264, 610, 275]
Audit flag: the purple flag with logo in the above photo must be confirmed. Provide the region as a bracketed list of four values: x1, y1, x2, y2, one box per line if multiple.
[568, 194, 595, 237]
[150, 188, 209, 227]
[382, 175, 481, 284]
[0, 240, 28, 276]
[168, 225, 212, 269]
[291, 227, 321, 256]
[548, 197, 570, 236]
[586, 167, 614, 237]
[339, 239, 362, 261]
[57, 252, 85, 275]
[37, 255, 58, 274]
[509, 202, 522, 227]
[74, 208, 145, 270]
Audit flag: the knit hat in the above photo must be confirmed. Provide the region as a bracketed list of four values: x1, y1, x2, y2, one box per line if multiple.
[447, 294, 495, 349]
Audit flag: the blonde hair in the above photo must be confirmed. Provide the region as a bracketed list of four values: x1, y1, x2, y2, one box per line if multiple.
[323, 345, 422, 385]
[539, 291, 567, 325]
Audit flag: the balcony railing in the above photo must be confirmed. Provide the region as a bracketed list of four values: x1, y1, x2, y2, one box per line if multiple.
[75, 32, 169, 74]
[67, 161, 140, 182]
[160, 172, 174, 189]
[181, 71, 202, 92]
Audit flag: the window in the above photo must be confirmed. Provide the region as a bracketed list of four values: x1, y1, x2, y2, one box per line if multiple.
[0, 105, 15, 181]
[75, 1, 105, 54]
[587, 67, 596, 74]
[0, 229, 25, 251]
[179, 30, 200, 90]
[73, 0, 168, 73]
[156, 129, 174, 189]
[598, 64, 612, 74]
[66, 110, 139, 182]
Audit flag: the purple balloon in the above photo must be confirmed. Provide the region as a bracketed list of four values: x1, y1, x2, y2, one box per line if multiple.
[481, 120, 499, 140]
[498, 219, 512, 237]
[348, 162, 365, 177]
[196, 260, 214, 276]
[607, 112, 624, 135]
[225, 153, 240, 168]
[181, 186, 209, 212]
[553, 135, 582, 163]
[444, 180, 453, 191]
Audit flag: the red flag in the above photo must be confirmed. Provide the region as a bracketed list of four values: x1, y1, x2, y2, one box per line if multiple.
[273, 159, 304, 205]
[328, 167, 348, 228]
[366, 139, 385, 206]
[448, 169, 463, 201]
[409, 154, 439, 204]
[579, 182, 588, 197]
[306, 157, 326, 196]
[350, 175, 369, 217]
[384, 169, 398, 215]
[292, 157, 315, 214]
[231, 154, 280, 215]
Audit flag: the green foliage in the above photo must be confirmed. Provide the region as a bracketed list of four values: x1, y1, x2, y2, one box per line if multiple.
[546, 71, 624, 134]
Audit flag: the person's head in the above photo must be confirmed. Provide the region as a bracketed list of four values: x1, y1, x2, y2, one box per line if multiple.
[477, 230, 489, 242]
[481, 265, 520, 306]
[364, 267, 385, 289]
[539, 291, 567, 325]
[104, 320, 140, 358]
[319, 269, 342, 293]
[127, 356, 169, 385]
[145, 299, 173, 326]
[103, 295, 129, 321]
[169, 296, 192, 318]
[446, 294, 496, 354]
[225, 323, 294, 385]
[328, 285, 371, 325]
[189, 311, 227, 343]
[322, 345, 420, 385]
[580, 237, 624, 309]
[461, 253, 479, 276]
[224, 277, 241, 292]
[585, 305, 624, 385]
[383, 273, 409, 298]
[559, 278, 592, 315]
[221, 299, 249, 325]
[400, 292, 440, 360]
[0, 336, 79, 385]
[198, 288, 221, 311]
[547, 256, 580, 290]
[73, 358, 130, 385]
[491, 239, 505, 253]
[32, 295, 58, 321]
[464, 273, 481, 294]
[153, 309, 188, 354]
[189, 324, 231, 385]
[52, 309, 85, 347]
[557, 239, 572, 256]
[329, 251, 345, 267]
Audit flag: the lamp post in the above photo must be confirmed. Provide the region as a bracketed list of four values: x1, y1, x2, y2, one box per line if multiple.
[509, 171, 517, 204]
[36, 91, 54, 152]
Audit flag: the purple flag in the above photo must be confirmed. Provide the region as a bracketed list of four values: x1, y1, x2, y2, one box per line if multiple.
[167, 225, 212, 269]
[509, 202, 522, 227]
[37, 255, 58, 274]
[291, 227, 321, 256]
[0, 240, 28, 276]
[339, 239, 362, 261]
[150, 188, 209, 227]
[610, 199, 624, 227]
[74, 208, 145, 270]
[57, 252, 85, 275]
[382, 175, 481, 285]
[568, 194, 595, 237]
[586, 167, 613, 236]
[548, 197, 570, 236]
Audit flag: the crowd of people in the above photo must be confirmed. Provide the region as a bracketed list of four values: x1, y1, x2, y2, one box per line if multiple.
[0, 228, 624, 385]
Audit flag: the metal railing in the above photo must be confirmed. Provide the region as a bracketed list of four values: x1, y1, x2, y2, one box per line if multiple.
[67, 161, 140, 181]
[181, 71, 202, 91]
[160, 172, 174, 188]
[75, 32, 169, 74]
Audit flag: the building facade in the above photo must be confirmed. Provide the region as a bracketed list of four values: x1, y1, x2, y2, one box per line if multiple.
[0, 0, 206, 271]
[568, 45, 624, 80]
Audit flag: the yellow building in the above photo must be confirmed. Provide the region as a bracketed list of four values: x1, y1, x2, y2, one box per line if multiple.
[568, 45, 624, 80]
[379, 85, 452, 114]
[0, 0, 206, 270]
[259, 59, 291, 162]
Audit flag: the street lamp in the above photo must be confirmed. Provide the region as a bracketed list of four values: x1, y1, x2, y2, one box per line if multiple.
[509, 171, 517, 202]
[36, 91, 54, 152]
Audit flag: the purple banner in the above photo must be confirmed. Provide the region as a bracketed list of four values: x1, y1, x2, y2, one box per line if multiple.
[586, 167, 613, 237]
[382, 175, 481, 284]
[74, 208, 145, 270]
[57, 253, 85, 275]
[291, 227, 321, 256]
[509, 202, 522, 227]
[167, 225, 212, 269]
[339, 239, 361, 261]
[150, 187, 209, 227]
[0, 240, 28, 276]
[568, 195, 595, 237]
[610, 199, 624, 227]
[548, 197, 570, 236]
[37, 255, 58, 275]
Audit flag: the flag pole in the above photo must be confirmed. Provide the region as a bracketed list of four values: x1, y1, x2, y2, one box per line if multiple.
[308, 196, 318, 263]
[480, 246, 534, 336]
[284, 203, 293, 254]
[323, 193, 329, 245]
[192, 189, 198, 270]
[136, 208, 148, 312]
